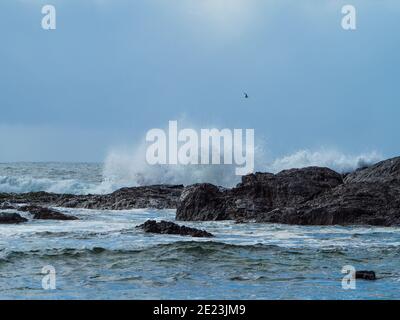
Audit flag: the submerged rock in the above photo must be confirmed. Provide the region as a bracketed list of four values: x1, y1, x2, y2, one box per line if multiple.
[356, 271, 376, 281]
[136, 220, 214, 238]
[19, 205, 78, 220]
[0, 212, 28, 224]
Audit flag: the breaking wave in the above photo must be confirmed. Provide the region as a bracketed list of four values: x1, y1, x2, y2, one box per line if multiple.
[0, 149, 383, 194]
[98, 146, 383, 190]
[268, 149, 383, 174]
[0, 175, 97, 195]
[95, 143, 257, 191]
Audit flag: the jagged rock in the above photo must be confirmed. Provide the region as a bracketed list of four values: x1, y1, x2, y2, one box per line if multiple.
[0, 212, 28, 224]
[2, 157, 400, 226]
[256, 182, 400, 226]
[0, 185, 183, 210]
[136, 220, 213, 238]
[176, 184, 229, 221]
[0, 191, 60, 205]
[230, 167, 343, 220]
[176, 157, 400, 226]
[356, 271, 376, 280]
[344, 157, 400, 184]
[177, 167, 343, 222]
[18, 205, 78, 220]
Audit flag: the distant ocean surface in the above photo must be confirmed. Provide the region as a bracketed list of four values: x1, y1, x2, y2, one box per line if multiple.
[0, 162, 105, 195]
[0, 162, 399, 300]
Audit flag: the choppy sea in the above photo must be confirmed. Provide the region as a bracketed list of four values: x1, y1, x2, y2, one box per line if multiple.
[0, 163, 399, 300]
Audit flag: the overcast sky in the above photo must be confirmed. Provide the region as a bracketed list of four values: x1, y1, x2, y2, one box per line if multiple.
[0, 0, 399, 162]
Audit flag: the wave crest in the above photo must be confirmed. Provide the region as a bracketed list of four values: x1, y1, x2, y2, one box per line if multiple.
[98, 147, 383, 189]
[0, 149, 383, 194]
[0, 175, 97, 195]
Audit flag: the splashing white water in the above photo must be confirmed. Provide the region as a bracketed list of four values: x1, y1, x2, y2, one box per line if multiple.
[93, 142, 264, 191]
[267, 149, 382, 174]
[0, 175, 97, 194]
[0, 149, 383, 194]
[96, 146, 383, 191]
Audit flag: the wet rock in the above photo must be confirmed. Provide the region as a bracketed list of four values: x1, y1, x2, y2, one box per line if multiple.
[256, 181, 400, 226]
[356, 271, 376, 280]
[0, 212, 28, 224]
[344, 157, 400, 184]
[0, 185, 183, 210]
[176, 157, 400, 226]
[0, 202, 17, 210]
[18, 205, 78, 220]
[102, 185, 183, 210]
[2, 157, 400, 227]
[136, 220, 214, 238]
[176, 184, 229, 221]
[0, 191, 60, 205]
[177, 167, 343, 222]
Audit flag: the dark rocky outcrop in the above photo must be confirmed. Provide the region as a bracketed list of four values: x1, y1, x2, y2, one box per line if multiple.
[356, 271, 377, 281]
[136, 220, 213, 238]
[177, 184, 229, 221]
[2, 157, 400, 226]
[0, 202, 17, 210]
[177, 167, 343, 222]
[19, 205, 78, 220]
[344, 157, 400, 184]
[255, 182, 400, 226]
[177, 157, 400, 226]
[0, 185, 183, 210]
[0, 212, 28, 224]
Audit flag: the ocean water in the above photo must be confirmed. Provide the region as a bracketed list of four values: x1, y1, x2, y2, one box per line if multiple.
[0, 163, 399, 300]
[0, 162, 104, 195]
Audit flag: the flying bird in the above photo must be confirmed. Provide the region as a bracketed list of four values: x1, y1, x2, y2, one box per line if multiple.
[244, 92, 249, 99]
